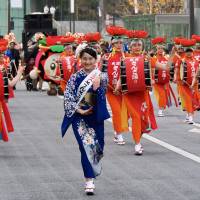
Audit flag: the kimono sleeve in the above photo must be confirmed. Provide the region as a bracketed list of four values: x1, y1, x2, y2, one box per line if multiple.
[95, 73, 110, 122]
[61, 74, 77, 137]
[64, 74, 78, 118]
[95, 72, 108, 95]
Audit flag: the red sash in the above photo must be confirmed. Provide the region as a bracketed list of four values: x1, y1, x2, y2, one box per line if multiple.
[125, 56, 146, 92]
[107, 54, 121, 87]
[156, 56, 170, 84]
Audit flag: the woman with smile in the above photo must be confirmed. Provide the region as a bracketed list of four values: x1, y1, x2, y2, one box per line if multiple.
[61, 47, 109, 195]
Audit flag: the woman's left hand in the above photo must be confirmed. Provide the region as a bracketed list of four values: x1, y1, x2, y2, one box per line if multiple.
[93, 75, 101, 91]
[115, 79, 121, 91]
[76, 107, 93, 115]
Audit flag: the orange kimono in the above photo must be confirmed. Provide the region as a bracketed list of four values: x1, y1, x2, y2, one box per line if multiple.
[122, 54, 157, 142]
[151, 55, 177, 109]
[176, 56, 200, 113]
[123, 91, 157, 143]
[106, 52, 129, 133]
[173, 53, 185, 101]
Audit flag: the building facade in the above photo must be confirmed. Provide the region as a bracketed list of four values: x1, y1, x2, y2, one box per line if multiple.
[0, 0, 31, 41]
[0, 0, 100, 41]
[0, 0, 66, 41]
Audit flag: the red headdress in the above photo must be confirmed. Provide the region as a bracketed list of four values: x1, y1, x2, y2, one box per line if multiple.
[126, 30, 148, 39]
[46, 36, 63, 46]
[173, 37, 183, 45]
[151, 37, 166, 46]
[60, 36, 76, 44]
[179, 38, 196, 47]
[106, 25, 127, 36]
[192, 34, 200, 43]
[106, 25, 127, 44]
[84, 32, 101, 43]
[0, 39, 8, 52]
[73, 33, 85, 44]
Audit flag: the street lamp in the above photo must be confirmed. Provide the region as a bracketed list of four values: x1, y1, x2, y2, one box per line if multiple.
[189, 0, 194, 37]
[97, 6, 102, 32]
[8, 0, 11, 33]
[44, 5, 49, 14]
[44, 5, 56, 17]
[70, 0, 75, 33]
[112, 0, 115, 26]
[50, 6, 56, 17]
[24, 0, 26, 16]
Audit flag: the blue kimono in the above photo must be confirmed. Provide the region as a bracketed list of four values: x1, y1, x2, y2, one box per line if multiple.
[61, 69, 110, 178]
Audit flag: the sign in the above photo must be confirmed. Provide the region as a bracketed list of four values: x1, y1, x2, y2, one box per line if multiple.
[11, 0, 23, 8]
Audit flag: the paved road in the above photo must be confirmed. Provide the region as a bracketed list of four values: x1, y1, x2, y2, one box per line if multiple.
[1, 82, 200, 200]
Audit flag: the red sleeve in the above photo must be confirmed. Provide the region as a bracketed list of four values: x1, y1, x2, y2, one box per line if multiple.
[175, 59, 182, 69]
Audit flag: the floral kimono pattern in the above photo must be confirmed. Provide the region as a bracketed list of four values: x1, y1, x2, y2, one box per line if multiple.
[61, 69, 109, 178]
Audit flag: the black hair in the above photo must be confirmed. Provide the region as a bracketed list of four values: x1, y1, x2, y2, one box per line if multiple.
[185, 48, 193, 53]
[79, 47, 97, 59]
[165, 49, 169, 54]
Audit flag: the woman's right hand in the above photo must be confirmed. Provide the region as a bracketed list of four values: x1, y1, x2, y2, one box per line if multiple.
[93, 75, 101, 91]
[76, 107, 93, 115]
[17, 65, 25, 75]
[171, 46, 176, 56]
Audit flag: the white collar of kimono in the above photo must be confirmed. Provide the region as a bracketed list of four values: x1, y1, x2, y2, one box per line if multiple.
[76, 68, 101, 108]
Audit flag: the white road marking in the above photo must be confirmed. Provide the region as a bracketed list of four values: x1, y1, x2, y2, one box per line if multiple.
[189, 128, 200, 133]
[59, 94, 200, 164]
[107, 118, 200, 164]
[142, 134, 200, 164]
[193, 123, 200, 128]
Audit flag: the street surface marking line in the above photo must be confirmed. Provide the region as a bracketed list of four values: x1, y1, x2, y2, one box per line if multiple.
[58, 95, 200, 164]
[189, 128, 200, 133]
[193, 123, 200, 128]
[142, 134, 200, 163]
[107, 118, 200, 164]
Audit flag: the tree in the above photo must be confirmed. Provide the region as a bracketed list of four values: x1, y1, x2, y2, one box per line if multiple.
[55, 0, 184, 21]
[136, 0, 184, 14]
[103, 0, 184, 16]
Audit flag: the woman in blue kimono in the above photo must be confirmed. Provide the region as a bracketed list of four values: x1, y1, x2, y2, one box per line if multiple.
[61, 47, 110, 195]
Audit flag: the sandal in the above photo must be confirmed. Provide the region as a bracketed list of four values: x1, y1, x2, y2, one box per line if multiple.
[85, 188, 94, 195]
[85, 180, 95, 195]
[134, 144, 143, 156]
[113, 135, 125, 145]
